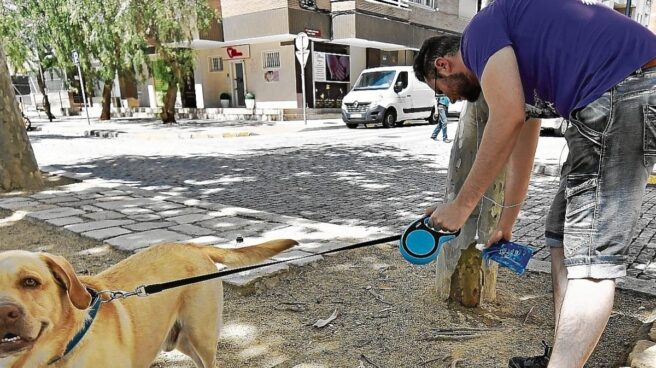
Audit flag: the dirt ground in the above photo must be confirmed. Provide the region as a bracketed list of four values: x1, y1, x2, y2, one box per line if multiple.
[1, 194, 654, 367]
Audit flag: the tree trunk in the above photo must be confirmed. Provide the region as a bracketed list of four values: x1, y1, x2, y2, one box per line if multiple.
[160, 83, 177, 124]
[100, 80, 113, 121]
[435, 96, 505, 307]
[35, 68, 55, 122]
[0, 48, 43, 191]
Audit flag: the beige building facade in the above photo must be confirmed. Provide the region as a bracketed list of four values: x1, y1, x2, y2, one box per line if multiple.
[132, 0, 477, 111]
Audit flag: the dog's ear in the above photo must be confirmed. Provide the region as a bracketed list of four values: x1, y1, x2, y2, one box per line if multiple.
[40, 254, 91, 310]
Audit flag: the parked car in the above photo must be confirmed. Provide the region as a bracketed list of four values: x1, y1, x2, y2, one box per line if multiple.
[541, 117, 568, 137]
[341, 66, 436, 128]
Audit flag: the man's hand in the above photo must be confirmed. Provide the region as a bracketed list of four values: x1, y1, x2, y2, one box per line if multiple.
[424, 202, 471, 232]
[485, 226, 513, 248]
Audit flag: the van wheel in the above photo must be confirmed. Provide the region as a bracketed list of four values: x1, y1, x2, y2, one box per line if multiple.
[382, 110, 396, 128]
[346, 123, 358, 129]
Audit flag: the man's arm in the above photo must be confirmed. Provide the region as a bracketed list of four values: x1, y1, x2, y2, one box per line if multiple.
[429, 46, 527, 231]
[457, 46, 527, 210]
[487, 118, 541, 245]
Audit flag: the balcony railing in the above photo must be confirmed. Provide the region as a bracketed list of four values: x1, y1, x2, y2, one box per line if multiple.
[369, 0, 409, 8]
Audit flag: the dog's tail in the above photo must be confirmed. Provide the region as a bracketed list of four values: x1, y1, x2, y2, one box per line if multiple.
[201, 239, 297, 268]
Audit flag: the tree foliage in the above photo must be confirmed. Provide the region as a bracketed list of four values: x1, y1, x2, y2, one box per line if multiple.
[127, 0, 215, 123]
[0, 0, 216, 122]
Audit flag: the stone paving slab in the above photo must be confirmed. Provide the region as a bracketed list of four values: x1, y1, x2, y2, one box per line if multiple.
[46, 216, 85, 226]
[124, 221, 177, 231]
[167, 213, 214, 225]
[222, 262, 290, 288]
[82, 211, 124, 220]
[272, 249, 323, 267]
[65, 219, 135, 233]
[0, 199, 41, 210]
[27, 207, 86, 220]
[83, 227, 132, 240]
[106, 229, 191, 251]
[171, 224, 216, 236]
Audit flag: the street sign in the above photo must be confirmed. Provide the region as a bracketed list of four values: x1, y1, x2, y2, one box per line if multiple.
[294, 33, 310, 126]
[295, 50, 309, 67]
[295, 32, 309, 51]
[71, 50, 90, 125]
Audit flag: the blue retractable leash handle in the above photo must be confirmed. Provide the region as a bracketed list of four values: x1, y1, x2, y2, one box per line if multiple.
[399, 215, 460, 265]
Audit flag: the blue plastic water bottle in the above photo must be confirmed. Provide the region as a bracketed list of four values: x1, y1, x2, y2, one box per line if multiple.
[480, 240, 535, 275]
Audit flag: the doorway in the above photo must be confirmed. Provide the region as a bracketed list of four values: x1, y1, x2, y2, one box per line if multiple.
[231, 61, 246, 107]
[180, 70, 197, 108]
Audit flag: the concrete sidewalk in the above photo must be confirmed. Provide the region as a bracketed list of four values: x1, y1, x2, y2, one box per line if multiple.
[28, 115, 346, 140]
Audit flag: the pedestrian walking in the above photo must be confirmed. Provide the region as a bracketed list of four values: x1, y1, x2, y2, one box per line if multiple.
[412, 0, 656, 366]
[430, 95, 452, 143]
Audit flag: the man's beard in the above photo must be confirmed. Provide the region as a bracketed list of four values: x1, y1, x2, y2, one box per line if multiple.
[449, 73, 481, 102]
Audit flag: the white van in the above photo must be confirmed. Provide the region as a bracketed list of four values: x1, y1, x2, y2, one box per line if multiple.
[341, 66, 436, 128]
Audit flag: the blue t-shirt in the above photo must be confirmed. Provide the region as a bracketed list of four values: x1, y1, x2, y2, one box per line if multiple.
[461, 0, 656, 118]
[438, 96, 450, 107]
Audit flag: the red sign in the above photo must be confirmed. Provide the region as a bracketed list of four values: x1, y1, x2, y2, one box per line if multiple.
[227, 47, 243, 58]
[222, 45, 250, 60]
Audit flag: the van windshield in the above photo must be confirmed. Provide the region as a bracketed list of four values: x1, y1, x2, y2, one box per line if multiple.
[353, 71, 397, 90]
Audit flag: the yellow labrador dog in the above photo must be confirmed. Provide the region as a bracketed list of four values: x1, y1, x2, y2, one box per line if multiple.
[0, 239, 296, 368]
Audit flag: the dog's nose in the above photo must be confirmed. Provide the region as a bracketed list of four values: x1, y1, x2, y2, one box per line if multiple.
[0, 304, 22, 324]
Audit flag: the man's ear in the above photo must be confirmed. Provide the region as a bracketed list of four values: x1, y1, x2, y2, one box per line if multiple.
[433, 57, 451, 76]
[40, 253, 91, 310]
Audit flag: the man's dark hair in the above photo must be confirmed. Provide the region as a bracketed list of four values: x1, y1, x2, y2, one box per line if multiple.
[413, 35, 462, 83]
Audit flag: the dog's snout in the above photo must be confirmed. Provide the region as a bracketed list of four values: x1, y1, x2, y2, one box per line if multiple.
[0, 304, 23, 325]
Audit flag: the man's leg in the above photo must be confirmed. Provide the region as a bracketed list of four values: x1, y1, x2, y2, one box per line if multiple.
[548, 70, 654, 366]
[430, 119, 442, 139]
[439, 107, 449, 140]
[548, 279, 615, 368]
[550, 247, 567, 332]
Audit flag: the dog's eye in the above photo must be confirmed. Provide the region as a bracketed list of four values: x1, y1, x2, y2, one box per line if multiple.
[22, 278, 40, 288]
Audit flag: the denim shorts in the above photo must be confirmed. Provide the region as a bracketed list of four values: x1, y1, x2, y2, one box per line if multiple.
[544, 66, 656, 279]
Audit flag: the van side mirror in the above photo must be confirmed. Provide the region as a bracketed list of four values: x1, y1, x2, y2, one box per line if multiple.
[394, 81, 403, 93]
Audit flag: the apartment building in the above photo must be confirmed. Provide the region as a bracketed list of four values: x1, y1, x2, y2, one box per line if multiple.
[133, 0, 477, 113]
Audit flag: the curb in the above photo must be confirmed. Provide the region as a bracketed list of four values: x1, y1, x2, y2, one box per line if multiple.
[86, 130, 125, 138]
[532, 162, 561, 176]
[84, 129, 258, 140]
[222, 131, 255, 138]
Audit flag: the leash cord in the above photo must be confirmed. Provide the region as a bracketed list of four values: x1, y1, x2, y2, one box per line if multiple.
[105, 234, 401, 299]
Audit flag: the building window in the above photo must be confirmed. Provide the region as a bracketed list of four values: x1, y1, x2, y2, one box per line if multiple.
[262, 51, 281, 69]
[407, 0, 436, 8]
[209, 57, 223, 72]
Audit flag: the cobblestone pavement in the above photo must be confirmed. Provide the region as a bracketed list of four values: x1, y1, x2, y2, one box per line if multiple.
[22, 116, 656, 284]
[0, 181, 386, 288]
